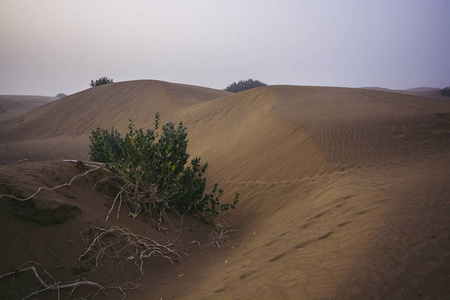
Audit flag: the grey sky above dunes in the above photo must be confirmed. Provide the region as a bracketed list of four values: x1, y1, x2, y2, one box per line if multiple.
[1, 0, 449, 96]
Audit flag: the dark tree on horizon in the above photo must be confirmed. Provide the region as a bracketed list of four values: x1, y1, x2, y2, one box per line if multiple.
[223, 78, 268, 93]
[90, 77, 114, 87]
[56, 93, 67, 98]
[440, 86, 450, 97]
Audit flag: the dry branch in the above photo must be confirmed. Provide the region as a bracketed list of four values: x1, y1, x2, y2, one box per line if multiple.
[1, 266, 98, 299]
[0, 261, 138, 299]
[210, 219, 237, 248]
[0, 160, 104, 202]
[80, 226, 180, 276]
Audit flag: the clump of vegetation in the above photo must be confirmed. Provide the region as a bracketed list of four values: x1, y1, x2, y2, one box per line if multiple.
[56, 93, 67, 98]
[89, 113, 239, 223]
[224, 78, 267, 93]
[90, 77, 114, 87]
[440, 86, 450, 97]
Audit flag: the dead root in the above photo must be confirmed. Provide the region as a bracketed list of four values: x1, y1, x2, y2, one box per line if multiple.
[0, 261, 137, 299]
[0, 160, 106, 202]
[210, 219, 237, 249]
[80, 226, 180, 276]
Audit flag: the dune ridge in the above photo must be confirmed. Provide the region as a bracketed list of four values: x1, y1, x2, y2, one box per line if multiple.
[1, 80, 450, 299]
[362, 86, 449, 100]
[0, 80, 230, 143]
[0, 95, 57, 122]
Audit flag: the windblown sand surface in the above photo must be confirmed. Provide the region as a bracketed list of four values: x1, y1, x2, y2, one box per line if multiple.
[362, 87, 449, 100]
[1, 80, 449, 299]
[0, 95, 57, 122]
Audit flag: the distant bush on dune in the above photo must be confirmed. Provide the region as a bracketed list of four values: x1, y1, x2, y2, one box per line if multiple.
[56, 93, 67, 98]
[90, 77, 114, 87]
[440, 86, 450, 97]
[224, 78, 267, 93]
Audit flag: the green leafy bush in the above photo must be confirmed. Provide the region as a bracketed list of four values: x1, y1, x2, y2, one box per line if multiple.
[440, 86, 450, 97]
[89, 113, 239, 220]
[90, 77, 114, 87]
[224, 78, 267, 93]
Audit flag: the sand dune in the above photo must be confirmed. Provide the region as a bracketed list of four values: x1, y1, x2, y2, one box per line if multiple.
[0, 80, 230, 143]
[362, 86, 449, 100]
[1, 80, 450, 299]
[0, 95, 57, 122]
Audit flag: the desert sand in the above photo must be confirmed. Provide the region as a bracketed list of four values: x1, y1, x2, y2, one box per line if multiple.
[0, 95, 57, 122]
[362, 87, 449, 101]
[1, 80, 449, 299]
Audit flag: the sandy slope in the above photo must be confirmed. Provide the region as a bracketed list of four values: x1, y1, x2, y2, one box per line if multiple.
[1, 80, 450, 299]
[0, 95, 57, 122]
[362, 87, 449, 100]
[0, 80, 230, 144]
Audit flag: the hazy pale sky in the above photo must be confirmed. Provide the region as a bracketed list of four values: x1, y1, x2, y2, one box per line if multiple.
[1, 0, 449, 96]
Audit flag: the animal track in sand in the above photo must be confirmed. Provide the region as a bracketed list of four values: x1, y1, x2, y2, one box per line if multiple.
[239, 270, 258, 280]
[269, 253, 287, 262]
[338, 221, 351, 227]
[317, 232, 334, 240]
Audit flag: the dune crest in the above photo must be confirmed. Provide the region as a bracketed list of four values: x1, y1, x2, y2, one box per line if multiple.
[0, 95, 57, 122]
[0, 80, 230, 143]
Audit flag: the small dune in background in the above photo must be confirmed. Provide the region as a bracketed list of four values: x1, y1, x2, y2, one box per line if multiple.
[1, 80, 449, 299]
[0, 95, 57, 122]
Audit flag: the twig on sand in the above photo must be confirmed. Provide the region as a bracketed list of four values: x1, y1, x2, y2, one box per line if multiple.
[80, 226, 180, 276]
[0, 160, 104, 202]
[0, 261, 137, 299]
[210, 219, 237, 249]
[11, 158, 29, 165]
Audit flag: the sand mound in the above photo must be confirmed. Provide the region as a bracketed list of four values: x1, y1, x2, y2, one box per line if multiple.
[1, 80, 450, 299]
[0, 95, 57, 122]
[0, 80, 230, 143]
[362, 87, 450, 100]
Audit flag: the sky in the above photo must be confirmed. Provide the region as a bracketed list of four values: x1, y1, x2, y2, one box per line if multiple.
[1, 0, 449, 96]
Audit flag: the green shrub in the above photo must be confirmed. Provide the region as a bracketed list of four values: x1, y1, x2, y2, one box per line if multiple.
[440, 86, 450, 97]
[90, 77, 114, 87]
[224, 78, 267, 93]
[89, 113, 239, 220]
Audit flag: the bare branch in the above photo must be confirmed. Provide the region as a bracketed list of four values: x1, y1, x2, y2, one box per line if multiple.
[0, 161, 104, 201]
[80, 226, 180, 276]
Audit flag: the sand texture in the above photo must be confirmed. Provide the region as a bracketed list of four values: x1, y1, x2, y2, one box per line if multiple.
[0, 95, 57, 122]
[1, 80, 449, 299]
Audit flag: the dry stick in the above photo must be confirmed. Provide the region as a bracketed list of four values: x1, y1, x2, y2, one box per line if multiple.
[173, 214, 184, 243]
[217, 229, 238, 239]
[22, 281, 62, 300]
[91, 176, 114, 191]
[6, 272, 16, 300]
[210, 227, 237, 249]
[80, 226, 180, 276]
[105, 185, 127, 221]
[79, 229, 106, 262]
[0, 266, 137, 300]
[11, 158, 29, 164]
[65, 278, 82, 300]
[117, 190, 123, 220]
[0, 267, 104, 293]
[0, 162, 104, 202]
